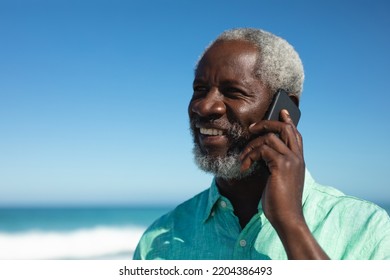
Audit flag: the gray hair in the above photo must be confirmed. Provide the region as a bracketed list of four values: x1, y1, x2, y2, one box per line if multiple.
[197, 28, 304, 97]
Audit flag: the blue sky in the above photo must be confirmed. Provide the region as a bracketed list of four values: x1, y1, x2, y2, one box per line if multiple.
[0, 0, 389, 207]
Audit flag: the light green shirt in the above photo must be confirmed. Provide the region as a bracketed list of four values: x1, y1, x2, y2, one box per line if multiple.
[133, 170, 390, 259]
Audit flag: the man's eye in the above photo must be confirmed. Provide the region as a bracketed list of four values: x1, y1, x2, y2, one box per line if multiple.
[224, 87, 243, 97]
[193, 86, 208, 92]
[225, 87, 239, 93]
[192, 86, 208, 97]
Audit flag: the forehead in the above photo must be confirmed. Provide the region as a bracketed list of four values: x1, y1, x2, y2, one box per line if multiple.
[195, 40, 259, 79]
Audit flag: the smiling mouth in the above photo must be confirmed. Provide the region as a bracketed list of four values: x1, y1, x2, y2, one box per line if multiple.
[199, 127, 224, 136]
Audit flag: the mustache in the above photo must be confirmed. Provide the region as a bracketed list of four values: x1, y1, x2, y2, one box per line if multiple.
[190, 116, 230, 130]
[189, 116, 250, 141]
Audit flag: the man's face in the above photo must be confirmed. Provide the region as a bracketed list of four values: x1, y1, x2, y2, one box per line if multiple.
[188, 40, 272, 179]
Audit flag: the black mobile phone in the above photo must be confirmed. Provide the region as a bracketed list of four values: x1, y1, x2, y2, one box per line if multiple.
[264, 89, 301, 126]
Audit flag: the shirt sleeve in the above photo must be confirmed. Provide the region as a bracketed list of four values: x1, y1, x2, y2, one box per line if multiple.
[367, 209, 390, 260]
[132, 242, 143, 260]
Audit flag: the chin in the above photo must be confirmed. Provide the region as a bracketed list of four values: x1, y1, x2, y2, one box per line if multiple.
[192, 144, 259, 180]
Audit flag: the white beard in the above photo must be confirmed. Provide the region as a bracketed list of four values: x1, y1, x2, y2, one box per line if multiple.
[190, 118, 260, 180]
[192, 140, 259, 180]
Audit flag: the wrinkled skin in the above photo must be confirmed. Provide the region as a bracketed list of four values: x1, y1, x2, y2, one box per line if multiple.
[188, 40, 329, 259]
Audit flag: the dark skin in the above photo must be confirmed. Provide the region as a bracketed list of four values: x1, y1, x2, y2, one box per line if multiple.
[189, 40, 329, 259]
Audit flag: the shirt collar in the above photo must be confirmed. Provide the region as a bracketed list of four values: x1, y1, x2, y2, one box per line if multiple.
[302, 168, 315, 206]
[202, 169, 315, 222]
[203, 177, 221, 223]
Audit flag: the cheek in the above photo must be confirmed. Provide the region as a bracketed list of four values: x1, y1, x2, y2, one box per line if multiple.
[234, 100, 268, 127]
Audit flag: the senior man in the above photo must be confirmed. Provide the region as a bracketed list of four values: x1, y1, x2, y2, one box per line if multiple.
[133, 28, 390, 260]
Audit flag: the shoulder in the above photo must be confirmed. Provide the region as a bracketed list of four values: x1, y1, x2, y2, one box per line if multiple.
[308, 181, 388, 218]
[304, 177, 390, 259]
[152, 188, 211, 228]
[133, 188, 211, 259]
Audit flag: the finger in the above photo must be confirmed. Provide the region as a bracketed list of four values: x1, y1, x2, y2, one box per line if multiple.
[241, 132, 290, 161]
[279, 109, 293, 123]
[248, 120, 280, 134]
[240, 133, 289, 171]
[241, 142, 282, 173]
[240, 146, 263, 172]
[239, 136, 263, 161]
[259, 143, 283, 172]
[249, 117, 300, 154]
[280, 109, 303, 153]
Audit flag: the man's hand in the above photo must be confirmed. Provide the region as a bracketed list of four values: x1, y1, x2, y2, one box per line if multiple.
[240, 109, 329, 259]
[240, 109, 305, 227]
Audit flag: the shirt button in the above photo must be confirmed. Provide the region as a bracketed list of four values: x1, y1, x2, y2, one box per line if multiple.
[220, 201, 227, 208]
[211, 211, 215, 217]
[239, 239, 247, 247]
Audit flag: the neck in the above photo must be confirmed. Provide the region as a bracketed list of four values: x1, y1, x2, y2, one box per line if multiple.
[216, 165, 269, 228]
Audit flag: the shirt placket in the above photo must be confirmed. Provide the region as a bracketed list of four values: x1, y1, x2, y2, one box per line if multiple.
[232, 214, 262, 259]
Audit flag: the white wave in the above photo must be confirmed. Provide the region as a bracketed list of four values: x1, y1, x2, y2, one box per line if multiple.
[0, 226, 146, 260]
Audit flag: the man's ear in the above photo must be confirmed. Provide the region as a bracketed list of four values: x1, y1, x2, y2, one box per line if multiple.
[288, 94, 300, 107]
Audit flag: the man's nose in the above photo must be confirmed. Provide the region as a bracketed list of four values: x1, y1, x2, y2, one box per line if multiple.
[191, 89, 226, 118]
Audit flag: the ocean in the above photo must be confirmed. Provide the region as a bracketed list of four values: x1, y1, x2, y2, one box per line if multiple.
[0, 206, 173, 260]
[1, 204, 389, 260]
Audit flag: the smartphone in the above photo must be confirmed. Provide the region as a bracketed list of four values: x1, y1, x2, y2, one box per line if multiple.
[264, 89, 301, 126]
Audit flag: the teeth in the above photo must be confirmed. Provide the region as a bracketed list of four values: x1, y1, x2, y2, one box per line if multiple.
[200, 128, 224, 136]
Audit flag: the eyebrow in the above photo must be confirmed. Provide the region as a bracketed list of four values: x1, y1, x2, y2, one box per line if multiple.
[192, 78, 249, 87]
[220, 79, 247, 87]
[192, 78, 205, 85]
